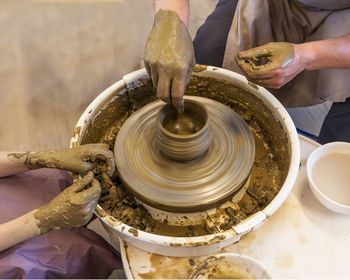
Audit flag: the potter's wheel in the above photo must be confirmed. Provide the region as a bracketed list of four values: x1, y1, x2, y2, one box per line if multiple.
[115, 96, 255, 212]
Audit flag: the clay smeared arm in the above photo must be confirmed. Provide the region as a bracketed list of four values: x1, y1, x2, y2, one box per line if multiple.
[0, 172, 100, 251]
[6, 144, 115, 176]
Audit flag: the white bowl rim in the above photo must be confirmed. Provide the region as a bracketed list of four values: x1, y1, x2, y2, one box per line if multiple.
[188, 252, 271, 279]
[306, 141, 350, 212]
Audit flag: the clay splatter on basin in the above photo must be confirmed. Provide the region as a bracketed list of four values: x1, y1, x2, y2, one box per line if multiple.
[78, 74, 290, 237]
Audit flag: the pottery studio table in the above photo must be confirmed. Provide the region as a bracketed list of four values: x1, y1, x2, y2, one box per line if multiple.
[88, 135, 350, 279]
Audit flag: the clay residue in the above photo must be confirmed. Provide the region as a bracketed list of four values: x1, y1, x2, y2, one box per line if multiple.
[95, 207, 107, 218]
[274, 250, 295, 269]
[82, 84, 157, 148]
[236, 42, 294, 72]
[248, 81, 259, 90]
[97, 172, 208, 237]
[128, 228, 139, 237]
[192, 64, 208, 72]
[34, 172, 100, 234]
[72, 126, 81, 139]
[204, 206, 246, 233]
[236, 42, 295, 86]
[81, 74, 290, 237]
[8, 144, 115, 176]
[138, 253, 197, 279]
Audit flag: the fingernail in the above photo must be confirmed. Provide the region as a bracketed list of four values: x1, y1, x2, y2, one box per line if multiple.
[177, 102, 184, 113]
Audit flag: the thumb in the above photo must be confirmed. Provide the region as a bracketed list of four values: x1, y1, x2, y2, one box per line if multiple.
[71, 171, 94, 192]
[79, 178, 101, 205]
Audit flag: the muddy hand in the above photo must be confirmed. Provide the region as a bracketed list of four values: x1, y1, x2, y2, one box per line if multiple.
[8, 143, 115, 176]
[144, 9, 195, 110]
[34, 172, 101, 233]
[236, 42, 305, 89]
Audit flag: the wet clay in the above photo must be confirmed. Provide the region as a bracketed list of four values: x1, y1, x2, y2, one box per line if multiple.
[34, 172, 100, 233]
[192, 64, 208, 73]
[161, 101, 206, 136]
[115, 96, 254, 212]
[236, 42, 295, 78]
[98, 172, 208, 236]
[128, 228, 139, 237]
[156, 99, 211, 162]
[144, 9, 195, 109]
[79, 74, 290, 236]
[162, 112, 204, 135]
[8, 143, 115, 176]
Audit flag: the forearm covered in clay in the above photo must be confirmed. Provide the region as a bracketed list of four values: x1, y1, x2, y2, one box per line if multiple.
[0, 210, 40, 251]
[154, 0, 189, 27]
[4, 144, 115, 176]
[7, 151, 58, 170]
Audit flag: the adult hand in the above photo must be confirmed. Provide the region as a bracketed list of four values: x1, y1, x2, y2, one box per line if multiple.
[8, 143, 115, 176]
[34, 172, 100, 233]
[144, 9, 195, 110]
[235, 42, 307, 89]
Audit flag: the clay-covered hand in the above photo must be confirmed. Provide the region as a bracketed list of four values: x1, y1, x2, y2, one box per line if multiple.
[235, 42, 307, 89]
[34, 172, 100, 233]
[8, 143, 115, 176]
[144, 9, 195, 110]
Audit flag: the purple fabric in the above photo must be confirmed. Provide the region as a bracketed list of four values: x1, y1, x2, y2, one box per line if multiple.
[0, 168, 122, 279]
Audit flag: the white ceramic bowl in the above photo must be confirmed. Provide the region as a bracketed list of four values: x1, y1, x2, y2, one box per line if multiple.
[307, 142, 350, 214]
[188, 253, 270, 279]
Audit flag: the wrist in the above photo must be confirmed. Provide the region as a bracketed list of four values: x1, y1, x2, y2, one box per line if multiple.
[154, 1, 189, 27]
[293, 43, 315, 71]
[34, 204, 55, 234]
[26, 209, 42, 236]
[0, 209, 40, 251]
[4, 152, 30, 176]
[297, 42, 318, 70]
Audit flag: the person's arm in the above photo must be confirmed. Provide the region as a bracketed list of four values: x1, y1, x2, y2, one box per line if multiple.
[144, 0, 195, 110]
[0, 210, 40, 251]
[236, 33, 350, 89]
[0, 143, 115, 178]
[301, 33, 350, 70]
[0, 151, 29, 177]
[0, 172, 100, 251]
[154, 0, 190, 27]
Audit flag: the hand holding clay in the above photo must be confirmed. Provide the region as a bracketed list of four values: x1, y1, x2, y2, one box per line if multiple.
[236, 42, 307, 89]
[34, 172, 100, 233]
[144, 9, 195, 110]
[8, 143, 115, 176]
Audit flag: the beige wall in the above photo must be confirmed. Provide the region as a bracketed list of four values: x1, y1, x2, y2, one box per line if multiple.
[0, 0, 217, 151]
